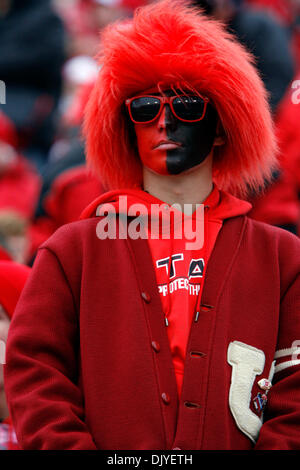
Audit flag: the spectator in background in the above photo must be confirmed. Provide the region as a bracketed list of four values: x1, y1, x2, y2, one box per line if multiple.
[193, 0, 295, 113]
[22, 0, 132, 259]
[54, 0, 144, 58]
[0, 260, 31, 450]
[0, 111, 41, 263]
[0, 214, 28, 265]
[245, 0, 300, 82]
[28, 144, 104, 261]
[246, 0, 297, 28]
[251, 76, 300, 236]
[0, 0, 66, 171]
[193, 0, 299, 234]
[52, 0, 138, 143]
[27, 78, 104, 261]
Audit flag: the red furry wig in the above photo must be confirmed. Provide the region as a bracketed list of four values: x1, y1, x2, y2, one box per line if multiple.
[83, 0, 277, 196]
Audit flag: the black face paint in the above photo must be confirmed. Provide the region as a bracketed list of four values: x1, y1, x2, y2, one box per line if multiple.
[164, 101, 218, 175]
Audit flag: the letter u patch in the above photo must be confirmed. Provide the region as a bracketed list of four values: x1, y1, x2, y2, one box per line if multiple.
[227, 341, 265, 443]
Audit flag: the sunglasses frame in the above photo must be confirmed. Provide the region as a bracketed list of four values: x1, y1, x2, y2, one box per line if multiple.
[125, 94, 209, 124]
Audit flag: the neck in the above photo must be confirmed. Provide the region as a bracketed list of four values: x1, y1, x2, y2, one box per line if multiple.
[143, 154, 213, 212]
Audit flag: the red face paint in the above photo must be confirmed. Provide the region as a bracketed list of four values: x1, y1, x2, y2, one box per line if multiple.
[133, 89, 218, 176]
[134, 105, 170, 175]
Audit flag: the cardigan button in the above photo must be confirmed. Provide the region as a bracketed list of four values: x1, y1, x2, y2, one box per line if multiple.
[141, 292, 151, 303]
[151, 341, 160, 353]
[161, 392, 171, 405]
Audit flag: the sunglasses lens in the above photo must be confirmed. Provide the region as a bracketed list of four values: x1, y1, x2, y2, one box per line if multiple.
[173, 96, 206, 121]
[130, 97, 161, 122]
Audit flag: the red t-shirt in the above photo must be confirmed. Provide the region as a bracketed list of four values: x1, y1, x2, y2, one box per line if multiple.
[146, 186, 223, 396]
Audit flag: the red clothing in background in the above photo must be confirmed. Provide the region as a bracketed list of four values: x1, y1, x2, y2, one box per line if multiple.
[249, 76, 300, 233]
[0, 110, 40, 221]
[29, 165, 103, 256]
[0, 156, 40, 220]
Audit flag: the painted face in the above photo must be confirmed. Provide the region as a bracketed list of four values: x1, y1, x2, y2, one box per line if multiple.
[133, 90, 218, 175]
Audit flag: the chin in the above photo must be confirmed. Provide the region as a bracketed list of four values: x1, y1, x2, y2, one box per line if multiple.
[166, 150, 213, 175]
[167, 161, 205, 176]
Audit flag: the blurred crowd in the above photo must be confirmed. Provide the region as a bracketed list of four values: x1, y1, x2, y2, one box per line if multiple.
[0, 0, 299, 449]
[0, 0, 299, 267]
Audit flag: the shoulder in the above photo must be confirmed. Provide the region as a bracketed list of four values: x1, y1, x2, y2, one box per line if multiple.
[245, 217, 300, 251]
[39, 218, 100, 256]
[244, 217, 299, 289]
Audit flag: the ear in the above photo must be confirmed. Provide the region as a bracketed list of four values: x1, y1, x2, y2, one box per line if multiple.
[213, 120, 225, 147]
[213, 135, 225, 146]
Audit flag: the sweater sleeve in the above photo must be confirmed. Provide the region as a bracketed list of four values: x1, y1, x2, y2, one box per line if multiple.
[255, 269, 300, 450]
[4, 246, 97, 450]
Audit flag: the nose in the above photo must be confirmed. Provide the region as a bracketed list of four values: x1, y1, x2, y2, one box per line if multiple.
[157, 104, 177, 131]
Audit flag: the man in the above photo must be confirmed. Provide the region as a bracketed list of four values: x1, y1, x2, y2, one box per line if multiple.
[4, 0, 300, 450]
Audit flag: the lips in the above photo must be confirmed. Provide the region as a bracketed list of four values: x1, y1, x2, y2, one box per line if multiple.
[153, 140, 183, 150]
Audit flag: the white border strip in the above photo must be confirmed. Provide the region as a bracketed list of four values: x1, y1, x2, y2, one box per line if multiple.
[274, 347, 300, 359]
[274, 359, 300, 374]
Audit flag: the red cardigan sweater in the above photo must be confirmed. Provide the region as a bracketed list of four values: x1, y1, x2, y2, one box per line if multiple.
[4, 213, 300, 450]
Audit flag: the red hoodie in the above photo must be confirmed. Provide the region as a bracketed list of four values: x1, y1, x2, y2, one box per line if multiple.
[81, 185, 251, 396]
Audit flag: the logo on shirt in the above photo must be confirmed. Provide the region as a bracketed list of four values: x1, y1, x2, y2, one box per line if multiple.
[188, 259, 204, 278]
[156, 254, 184, 279]
[156, 254, 204, 297]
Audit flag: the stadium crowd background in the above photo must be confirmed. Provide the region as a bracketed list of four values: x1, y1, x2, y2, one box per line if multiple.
[0, 0, 299, 267]
[0, 0, 299, 449]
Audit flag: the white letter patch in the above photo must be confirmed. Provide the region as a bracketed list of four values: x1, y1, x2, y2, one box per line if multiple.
[227, 341, 265, 443]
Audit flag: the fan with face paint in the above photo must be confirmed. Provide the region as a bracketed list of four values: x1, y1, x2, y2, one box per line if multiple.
[131, 89, 219, 176]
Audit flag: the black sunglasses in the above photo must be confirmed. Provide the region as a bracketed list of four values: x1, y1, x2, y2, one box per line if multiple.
[125, 94, 209, 124]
